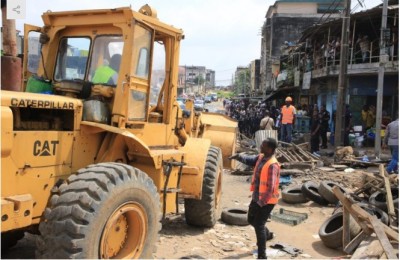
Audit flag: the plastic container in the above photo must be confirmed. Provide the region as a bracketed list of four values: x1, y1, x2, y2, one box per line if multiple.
[26, 75, 53, 93]
[349, 134, 356, 146]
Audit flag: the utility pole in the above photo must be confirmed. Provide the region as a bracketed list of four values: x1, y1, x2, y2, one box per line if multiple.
[184, 64, 187, 94]
[375, 0, 389, 157]
[334, 0, 351, 147]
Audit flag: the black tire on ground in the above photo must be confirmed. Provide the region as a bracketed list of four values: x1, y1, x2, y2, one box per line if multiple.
[1, 230, 25, 253]
[319, 212, 362, 249]
[281, 185, 310, 204]
[357, 203, 389, 226]
[36, 163, 160, 259]
[221, 208, 249, 226]
[280, 169, 304, 176]
[184, 146, 223, 227]
[301, 181, 329, 206]
[318, 181, 346, 204]
[369, 187, 399, 212]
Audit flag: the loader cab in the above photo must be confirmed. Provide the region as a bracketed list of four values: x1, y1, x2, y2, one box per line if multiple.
[22, 6, 183, 130]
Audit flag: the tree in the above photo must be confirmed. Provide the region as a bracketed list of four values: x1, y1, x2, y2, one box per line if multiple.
[234, 69, 250, 95]
[194, 74, 205, 85]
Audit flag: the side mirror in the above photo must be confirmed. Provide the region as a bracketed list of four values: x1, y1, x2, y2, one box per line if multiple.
[39, 33, 50, 44]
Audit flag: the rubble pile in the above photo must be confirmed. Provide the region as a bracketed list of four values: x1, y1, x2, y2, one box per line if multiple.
[231, 132, 399, 258]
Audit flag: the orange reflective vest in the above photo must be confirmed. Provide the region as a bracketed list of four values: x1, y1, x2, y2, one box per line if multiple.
[281, 105, 295, 124]
[250, 155, 281, 204]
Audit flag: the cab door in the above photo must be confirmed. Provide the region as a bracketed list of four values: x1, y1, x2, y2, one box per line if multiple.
[22, 24, 42, 91]
[126, 22, 154, 123]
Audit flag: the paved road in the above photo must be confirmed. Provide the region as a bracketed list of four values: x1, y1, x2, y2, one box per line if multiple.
[204, 100, 225, 113]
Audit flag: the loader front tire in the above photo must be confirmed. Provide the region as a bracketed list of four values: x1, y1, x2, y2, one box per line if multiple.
[184, 146, 223, 227]
[36, 163, 160, 259]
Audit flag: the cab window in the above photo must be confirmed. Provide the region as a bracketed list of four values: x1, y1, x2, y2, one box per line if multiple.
[54, 37, 90, 81]
[27, 31, 42, 74]
[132, 25, 151, 79]
[88, 35, 124, 86]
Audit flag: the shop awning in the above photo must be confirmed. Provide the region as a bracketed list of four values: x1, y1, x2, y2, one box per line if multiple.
[264, 86, 299, 102]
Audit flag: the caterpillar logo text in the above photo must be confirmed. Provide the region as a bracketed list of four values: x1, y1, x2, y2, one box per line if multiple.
[33, 140, 59, 156]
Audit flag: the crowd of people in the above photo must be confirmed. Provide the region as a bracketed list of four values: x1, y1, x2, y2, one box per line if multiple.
[224, 96, 341, 156]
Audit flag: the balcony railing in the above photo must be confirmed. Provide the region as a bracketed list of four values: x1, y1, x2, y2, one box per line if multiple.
[312, 39, 398, 71]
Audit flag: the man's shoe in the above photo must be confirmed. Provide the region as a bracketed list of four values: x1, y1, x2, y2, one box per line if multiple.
[257, 254, 267, 259]
[312, 152, 321, 157]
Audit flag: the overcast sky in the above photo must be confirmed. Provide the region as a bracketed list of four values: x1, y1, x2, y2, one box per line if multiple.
[12, 0, 382, 85]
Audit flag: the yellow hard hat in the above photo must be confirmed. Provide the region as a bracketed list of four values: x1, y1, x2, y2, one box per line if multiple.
[285, 96, 292, 102]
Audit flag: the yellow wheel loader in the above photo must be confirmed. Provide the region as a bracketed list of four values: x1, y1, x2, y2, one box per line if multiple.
[1, 5, 237, 258]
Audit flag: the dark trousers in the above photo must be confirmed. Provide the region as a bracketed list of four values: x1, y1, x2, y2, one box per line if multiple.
[248, 201, 275, 258]
[311, 134, 320, 153]
[344, 130, 350, 146]
[320, 127, 328, 147]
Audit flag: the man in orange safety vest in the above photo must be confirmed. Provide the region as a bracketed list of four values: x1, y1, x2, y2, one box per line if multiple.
[280, 96, 296, 143]
[229, 138, 281, 259]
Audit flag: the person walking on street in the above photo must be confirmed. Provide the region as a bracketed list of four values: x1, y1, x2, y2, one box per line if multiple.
[229, 138, 281, 259]
[319, 105, 330, 149]
[383, 117, 399, 173]
[344, 105, 353, 146]
[311, 112, 321, 156]
[280, 97, 296, 144]
[260, 111, 275, 130]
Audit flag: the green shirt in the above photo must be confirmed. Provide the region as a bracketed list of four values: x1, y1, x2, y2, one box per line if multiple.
[92, 66, 117, 85]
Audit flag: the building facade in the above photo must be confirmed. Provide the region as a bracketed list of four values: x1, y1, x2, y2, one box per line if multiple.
[260, 0, 343, 94]
[266, 1, 399, 129]
[250, 59, 261, 94]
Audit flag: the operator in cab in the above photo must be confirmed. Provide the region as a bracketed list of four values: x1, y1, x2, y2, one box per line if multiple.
[229, 138, 281, 259]
[92, 54, 122, 85]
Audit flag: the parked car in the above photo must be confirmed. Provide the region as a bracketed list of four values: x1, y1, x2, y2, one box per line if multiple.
[204, 96, 212, 103]
[210, 93, 218, 102]
[194, 99, 204, 111]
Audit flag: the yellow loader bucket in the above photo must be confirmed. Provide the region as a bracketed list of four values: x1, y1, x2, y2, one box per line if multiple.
[200, 113, 238, 168]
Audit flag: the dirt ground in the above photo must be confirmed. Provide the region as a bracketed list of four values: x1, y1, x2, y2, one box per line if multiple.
[154, 169, 361, 259]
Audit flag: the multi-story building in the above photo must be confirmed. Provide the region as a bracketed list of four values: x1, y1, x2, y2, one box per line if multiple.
[268, 1, 398, 128]
[250, 59, 261, 94]
[181, 65, 217, 94]
[205, 69, 216, 89]
[235, 66, 250, 95]
[260, 0, 343, 95]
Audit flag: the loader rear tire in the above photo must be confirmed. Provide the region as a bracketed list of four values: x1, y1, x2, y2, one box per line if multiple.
[36, 163, 160, 259]
[184, 146, 223, 227]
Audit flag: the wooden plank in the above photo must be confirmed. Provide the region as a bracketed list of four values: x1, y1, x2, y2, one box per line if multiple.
[343, 158, 380, 166]
[369, 215, 397, 260]
[333, 187, 399, 242]
[379, 164, 395, 217]
[351, 236, 384, 259]
[344, 230, 369, 254]
[342, 207, 351, 250]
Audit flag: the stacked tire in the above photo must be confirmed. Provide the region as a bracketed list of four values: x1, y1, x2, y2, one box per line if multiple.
[301, 181, 329, 206]
[318, 212, 361, 249]
[319, 202, 390, 249]
[281, 181, 347, 206]
[281, 185, 309, 204]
